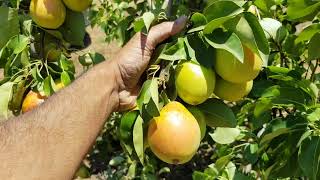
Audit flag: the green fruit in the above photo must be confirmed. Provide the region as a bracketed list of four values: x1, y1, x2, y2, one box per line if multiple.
[187, 106, 207, 140]
[214, 46, 262, 83]
[75, 165, 90, 178]
[175, 61, 216, 105]
[30, 0, 66, 29]
[63, 0, 92, 12]
[148, 101, 201, 164]
[214, 77, 253, 102]
[44, 43, 61, 61]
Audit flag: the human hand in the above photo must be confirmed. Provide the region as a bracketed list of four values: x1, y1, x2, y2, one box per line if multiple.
[112, 16, 188, 111]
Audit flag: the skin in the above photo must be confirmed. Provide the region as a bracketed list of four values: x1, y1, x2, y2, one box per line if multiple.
[30, 0, 66, 29]
[0, 17, 187, 179]
[175, 61, 216, 105]
[147, 101, 201, 164]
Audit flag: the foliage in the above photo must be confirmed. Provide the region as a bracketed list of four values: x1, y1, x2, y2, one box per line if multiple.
[0, 0, 319, 179]
[89, 0, 320, 179]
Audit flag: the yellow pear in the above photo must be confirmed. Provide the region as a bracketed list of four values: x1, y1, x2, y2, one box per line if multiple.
[175, 61, 216, 105]
[214, 77, 253, 102]
[30, 0, 66, 29]
[214, 46, 262, 83]
[63, 0, 92, 12]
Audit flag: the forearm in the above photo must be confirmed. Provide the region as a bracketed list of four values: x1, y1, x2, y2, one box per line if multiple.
[0, 60, 119, 179]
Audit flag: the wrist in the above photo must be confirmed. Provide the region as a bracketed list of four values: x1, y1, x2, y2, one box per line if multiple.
[102, 59, 123, 111]
[86, 60, 120, 112]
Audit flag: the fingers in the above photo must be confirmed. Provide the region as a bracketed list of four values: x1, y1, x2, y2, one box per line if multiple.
[146, 16, 188, 49]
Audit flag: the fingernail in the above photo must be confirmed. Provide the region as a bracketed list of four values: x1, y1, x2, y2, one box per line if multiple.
[175, 16, 188, 25]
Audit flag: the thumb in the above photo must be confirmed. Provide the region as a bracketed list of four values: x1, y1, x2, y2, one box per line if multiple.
[146, 16, 188, 49]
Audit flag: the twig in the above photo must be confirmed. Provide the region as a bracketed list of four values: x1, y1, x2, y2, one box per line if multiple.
[305, 61, 311, 79]
[162, 0, 173, 16]
[167, 0, 173, 17]
[310, 59, 319, 82]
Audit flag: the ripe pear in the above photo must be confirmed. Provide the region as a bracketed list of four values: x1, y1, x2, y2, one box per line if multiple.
[175, 61, 216, 105]
[148, 101, 201, 164]
[214, 46, 262, 83]
[30, 0, 66, 29]
[22, 91, 46, 113]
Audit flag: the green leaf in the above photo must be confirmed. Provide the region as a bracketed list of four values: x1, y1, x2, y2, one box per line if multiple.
[198, 98, 237, 128]
[273, 150, 303, 178]
[307, 108, 320, 122]
[254, 98, 272, 118]
[204, 29, 244, 63]
[224, 162, 236, 180]
[296, 24, 320, 43]
[78, 52, 105, 66]
[259, 18, 282, 40]
[31, 66, 44, 82]
[60, 71, 71, 86]
[119, 110, 139, 142]
[298, 136, 320, 180]
[260, 116, 308, 144]
[188, 13, 207, 33]
[191, 12, 207, 27]
[127, 162, 137, 178]
[254, 0, 276, 15]
[0, 82, 14, 120]
[260, 85, 307, 106]
[244, 143, 259, 164]
[283, 34, 305, 57]
[43, 76, 56, 96]
[134, 19, 145, 32]
[142, 12, 155, 32]
[0, 35, 29, 68]
[59, 55, 75, 74]
[308, 33, 320, 60]
[133, 116, 144, 165]
[109, 156, 125, 166]
[234, 171, 255, 180]
[158, 38, 187, 61]
[137, 79, 160, 118]
[0, 6, 19, 49]
[6, 35, 29, 54]
[10, 79, 27, 114]
[210, 127, 240, 144]
[184, 33, 215, 67]
[204, 0, 243, 22]
[192, 171, 213, 180]
[60, 10, 85, 46]
[287, 0, 320, 20]
[215, 154, 233, 171]
[234, 13, 269, 66]
[117, 16, 134, 46]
